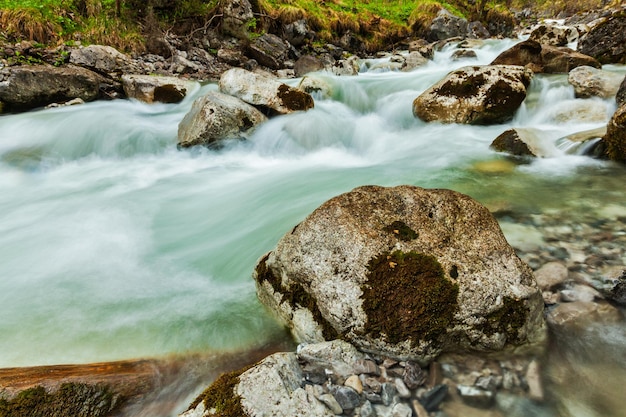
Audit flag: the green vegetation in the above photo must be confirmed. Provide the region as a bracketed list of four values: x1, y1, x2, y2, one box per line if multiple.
[0, 0, 619, 53]
[362, 250, 459, 346]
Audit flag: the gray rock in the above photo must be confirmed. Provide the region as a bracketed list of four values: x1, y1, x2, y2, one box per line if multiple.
[534, 262, 569, 291]
[394, 378, 411, 398]
[297, 75, 333, 99]
[491, 39, 601, 73]
[419, 384, 448, 412]
[69, 44, 134, 74]
[578, 12, 626, 64]
[359, 400, 376, 417]
[391, 402, 413, 417]
[176, 90, 267, 148]
[121, 74, 196, 104]
[254, 185, 546, 364]
[414, 65, 533, 124]
[354, 359, 380, 376]
[219, 68, 314, 115]
[0, 65, 100, 113]
[221, 0, 255, 40]
[429, 9, 469, 41]
[401, 52, 428, 72]
[331, 386, 361, 411]
[568, 66, 625, 99]
[331, 56, 360, 76]
[403, 362, 426, 389]
[529, 24, 578, 46]
[284, 19, 314, 47]
[319, 393, 343, 414]
[298, 340, 365, 378]
[475, 375, 500, 391]
[246, 33, 292, 70]
[295, 55, 325, 77]
[381, 383, 397, 406]
[468, 21, 490, 39]
[451, 49, 477, 60]
[490, 128, 558, 158]
[457, 385, 495, 408]
[601, 268, 626, 305]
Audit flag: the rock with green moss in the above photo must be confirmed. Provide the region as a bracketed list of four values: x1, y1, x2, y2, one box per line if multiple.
[412, 65, 533, 125]
[254, 185, 545, 364]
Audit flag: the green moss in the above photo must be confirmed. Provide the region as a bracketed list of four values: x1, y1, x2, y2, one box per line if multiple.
[255, 254, 339, 340]
[0, 383, 118, 417]
[361, 251, 459, 346]
[277, 84, 314, 111]
[383, 220, 418, 241]
[187, 366, 251, 417]
[482, 296, 529, 343]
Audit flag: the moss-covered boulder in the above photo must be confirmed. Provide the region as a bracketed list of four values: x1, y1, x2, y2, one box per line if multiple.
[254, 185, 545, 364]
[578, 11, 626, 64]
[412, 65, 533, 125]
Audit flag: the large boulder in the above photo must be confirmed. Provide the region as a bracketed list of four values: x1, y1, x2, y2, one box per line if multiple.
[412, 65, 533, 124]
[578, 12, 626, 64]
[220, 0, 255, 40]
[69, 44, 134, 74]
[254, 185, 546, 364]
[528, 24, 578, 47]
[567, 66, 625, 99]
[428, 9, 469, 41]
[490, 128, 558, 158]
[246, 33, 293, 70]
[602, 103, 626, 162]
[491, 39, 601, 73]
[177, 90, 267, 148]
[121, 74, 197, 103]
[0, 65, 101, 113]
[219, 68, 314, 115]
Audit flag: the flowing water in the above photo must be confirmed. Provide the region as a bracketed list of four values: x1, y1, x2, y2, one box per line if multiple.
[0, 39, 625, 416]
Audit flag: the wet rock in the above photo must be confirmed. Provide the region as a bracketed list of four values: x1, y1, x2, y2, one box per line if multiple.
[381, 382, 397, 406]
[549, 99, 609, 123]
[358, 400, 376, 417]
[221, 0, 255, 40]
[331, 56, 360, 76]
[69, 44, 134, 74]
[578, 12, 626, 64]
[176, 90, 267, 148]
[451, 49, 477, 60]
[490, 128, 558, 158]
[617, 75, 626, 106]
[560, 284, 601, 303]
[121, 74, 196, 104]
[255, 185, 545, 364]
[412, 399, 430, 417]
[420, 384, 448, 411]
[568, 66, 625, 99]
[246, 33, 293, 70]
[219, 68, 314, 115]
[603, 103, 626, 162]
[294, 55, 325, 77]
[331, 386, 361, 411]
[403, 361, 426, 389]
[428, 9, 469, 41]
[414, 65, 533, 124]
[529, 24, 578, 46]
[0, 65, 101, 113]
[534, 262, 569, 291]
[491, 39, 601, 73]
[457, 385, 495, 408]
[409, 39, 434, 60]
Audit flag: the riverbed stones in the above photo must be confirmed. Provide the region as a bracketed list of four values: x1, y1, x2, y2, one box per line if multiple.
[578, 11, 626, 64]
[491, 39, 601, 73]
[219, 68, 314, 115]
[121, 74, 196, 103]
[254, 185, 546, 364]
[0, 64, 101, 112]
[413, 65, 533, 124]
[177, 90, 267, 148]
[567, 66, 625, 99]
[603, 103, 626, 162]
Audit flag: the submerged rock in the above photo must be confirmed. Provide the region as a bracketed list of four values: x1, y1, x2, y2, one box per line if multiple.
[413, 65, 533, 124]
[219, 68, 314, 115]
[177, 90, 267, 148]
[491, 39, 600, 73]
[0, 65, 101, 113]
[254, 185, 545, 364]
[567, 66, 625, 99]
[122, 74, 197, 103]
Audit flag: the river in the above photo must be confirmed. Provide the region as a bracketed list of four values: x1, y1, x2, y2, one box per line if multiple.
[0, 38, 624, 416]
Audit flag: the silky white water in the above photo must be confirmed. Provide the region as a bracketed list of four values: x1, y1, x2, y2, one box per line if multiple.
[0, 39, 625, 415]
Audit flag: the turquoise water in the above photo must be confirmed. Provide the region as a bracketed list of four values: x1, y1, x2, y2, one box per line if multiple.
[0, 38, 625, 416]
